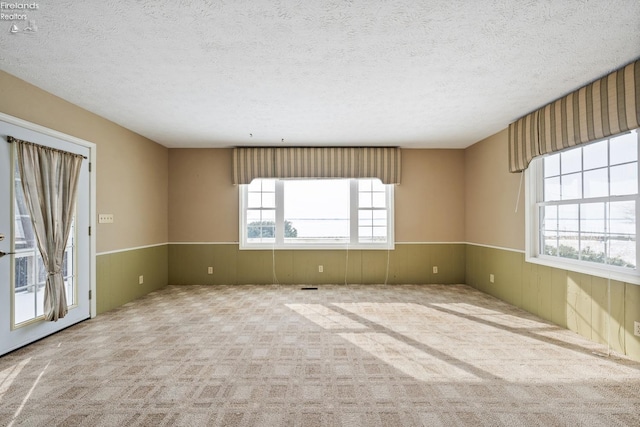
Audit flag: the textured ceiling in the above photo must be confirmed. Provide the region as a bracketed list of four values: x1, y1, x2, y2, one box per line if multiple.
[1, 1, 639, 149]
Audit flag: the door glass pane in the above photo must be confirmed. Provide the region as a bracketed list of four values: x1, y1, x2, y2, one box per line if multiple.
[13, 158, 76, 326]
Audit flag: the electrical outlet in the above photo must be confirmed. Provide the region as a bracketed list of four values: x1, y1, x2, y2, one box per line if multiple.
[490, 274, 495, 283]
[208, 267, 213, 274]
[433, 266, 438, 274]
[138, 275, 144, 285]
[634, 321, 640, 337]
[318, 265, 323, 273]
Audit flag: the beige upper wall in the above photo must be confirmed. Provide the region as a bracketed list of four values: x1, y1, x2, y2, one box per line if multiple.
[0, 71, 168, 253]
[395, 149, 465, 242]
[464, 129, 525, 250]
[168, 148, 465, 243]
[169, 148, 238, 242]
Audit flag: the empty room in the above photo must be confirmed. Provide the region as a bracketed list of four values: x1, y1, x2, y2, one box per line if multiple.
[1, 1, 640, 426]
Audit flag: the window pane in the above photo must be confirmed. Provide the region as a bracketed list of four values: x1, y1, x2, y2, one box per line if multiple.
[609, 239, 636, 268]
[583, 168, 608, 198]
[372, 193, 386, 208]
[580, 203, 605, 233]
[359, 193, 371, 208]
[371, 179, 385, 191]
[359, 203, 387, 242]
[247, 210, 261, 222]
[559, 204, 579, 232]
[543, 231, 558, 256]
[247, 180, 262, 191]
[609, 201, 635, 267]
[542, 205, 558, 231]
[373, 227, 386, 237]
[359, 226, 387, 242]
[544, 177, 561, 201]
[609, 201, 635, 234]
[561, 148, 582, 174]
[544, 154, 560, 177]
[580, 234, 606, 264]
[246, 207, 275, 243]
[558, 232, 579, 259]
[583, 141, 608, 170]
[561, 173, 582, 200]
[373, 210, 387, 226]
[262, 192, 276, 208]
[610, 131, 637, 165]
[610, 163, 637, 196]
[247, 193, 262, 208]
[359, 210, 373, 226]
[359, 180, 372, 191]
[284, 180, 349, 242]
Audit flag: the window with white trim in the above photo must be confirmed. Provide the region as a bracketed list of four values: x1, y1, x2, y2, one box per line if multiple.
[240, 178, 394, 249]
[526, 128, 639, 283]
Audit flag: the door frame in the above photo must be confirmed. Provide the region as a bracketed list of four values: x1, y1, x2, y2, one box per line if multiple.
[0, 112, 97, 318]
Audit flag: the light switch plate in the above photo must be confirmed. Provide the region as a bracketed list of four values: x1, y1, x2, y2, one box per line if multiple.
[99, 214, 114, 223]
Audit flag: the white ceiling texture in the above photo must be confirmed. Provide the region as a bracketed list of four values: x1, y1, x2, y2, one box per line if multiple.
[1, 1, 639, 149]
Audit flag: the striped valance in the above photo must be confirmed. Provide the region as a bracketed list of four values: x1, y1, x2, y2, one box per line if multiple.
[509, 59, 640, 172]
[508, 111, 539, 173]
[232, 147, 401, 184]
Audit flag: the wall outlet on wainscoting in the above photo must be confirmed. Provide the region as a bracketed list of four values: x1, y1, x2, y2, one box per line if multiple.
[139, 275, 144, 285]
[208, 267, 213, 274]
[433, 266, 438, 274]
[490, 274, 495, 283]
[634, 321, 640, 337]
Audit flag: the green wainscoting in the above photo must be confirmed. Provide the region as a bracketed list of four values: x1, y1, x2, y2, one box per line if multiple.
[168, 243, 466, 286]
[465, 244, 640, 361]
[96, 245, 168, 314]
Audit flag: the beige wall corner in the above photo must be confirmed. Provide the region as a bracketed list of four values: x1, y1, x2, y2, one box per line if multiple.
[465, 129, 525, 250]
[0, 70, 169, 253]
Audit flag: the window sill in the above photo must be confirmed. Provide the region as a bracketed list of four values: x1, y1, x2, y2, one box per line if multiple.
[239, 243, 395, 251]
[525, 254, 640, 285]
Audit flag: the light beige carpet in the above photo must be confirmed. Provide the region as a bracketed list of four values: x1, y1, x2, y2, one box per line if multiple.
[1, 284, 639, 427]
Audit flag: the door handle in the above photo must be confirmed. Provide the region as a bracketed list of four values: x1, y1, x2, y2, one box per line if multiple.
[0, 251, 16, 258]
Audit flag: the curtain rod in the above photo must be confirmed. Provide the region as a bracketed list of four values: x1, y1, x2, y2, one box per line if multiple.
[6, 136, 88, 159]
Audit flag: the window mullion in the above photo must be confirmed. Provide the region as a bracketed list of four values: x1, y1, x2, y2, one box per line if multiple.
[240, 185, 247, 247]
[275, 180, 284, 245]
[350, 179, 359, 245]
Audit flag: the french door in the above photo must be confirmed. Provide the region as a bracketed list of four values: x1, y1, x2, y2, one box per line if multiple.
[0, 116, 93, 356]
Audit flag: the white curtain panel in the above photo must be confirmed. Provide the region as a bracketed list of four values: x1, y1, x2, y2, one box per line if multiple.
[13, 138, 83, 321]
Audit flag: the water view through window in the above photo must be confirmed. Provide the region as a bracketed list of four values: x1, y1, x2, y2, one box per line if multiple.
[242, 178, 393, 249]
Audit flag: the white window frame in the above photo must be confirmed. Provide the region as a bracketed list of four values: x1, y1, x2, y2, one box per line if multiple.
[525, 131, 640, 285]
[239, 178, 394, 250]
